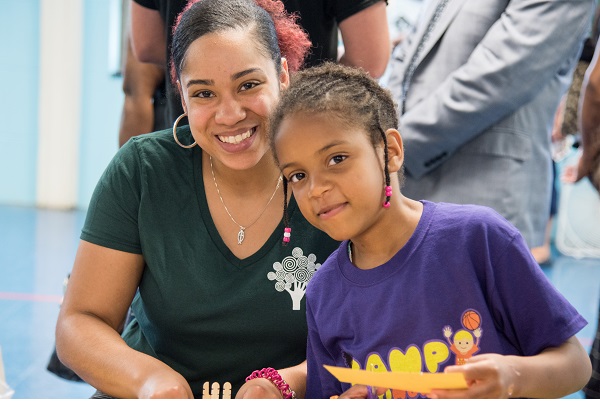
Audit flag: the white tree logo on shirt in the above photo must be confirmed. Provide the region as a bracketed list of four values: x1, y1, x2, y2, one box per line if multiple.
[268, 247, 321, 310]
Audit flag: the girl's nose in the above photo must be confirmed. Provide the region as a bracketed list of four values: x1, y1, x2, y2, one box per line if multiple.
[308, 174, 331, 199]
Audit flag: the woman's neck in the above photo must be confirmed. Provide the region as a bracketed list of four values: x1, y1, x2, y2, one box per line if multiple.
[202, 150, 286, 258]
[203, 151, 282, 194]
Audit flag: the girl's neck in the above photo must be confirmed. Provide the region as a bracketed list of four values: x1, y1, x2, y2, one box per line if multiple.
[349, 197, 423, 270]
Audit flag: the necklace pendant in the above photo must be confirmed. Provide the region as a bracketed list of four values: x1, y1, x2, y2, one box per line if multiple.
[237, 227, 245, 245]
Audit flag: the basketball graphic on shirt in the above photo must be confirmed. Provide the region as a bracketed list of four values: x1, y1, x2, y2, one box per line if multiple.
[462, 310, 481, 330]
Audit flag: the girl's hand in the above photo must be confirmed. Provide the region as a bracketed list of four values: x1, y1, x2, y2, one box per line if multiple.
[236, 378, 282, 399]
[337, 384, 371, 399]
[428, 354, 519, 399]
[138, 369, 194, 398]
[337, 384, 389, 399]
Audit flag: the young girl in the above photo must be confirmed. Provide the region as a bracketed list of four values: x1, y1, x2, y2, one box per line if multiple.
[269, 63, 592, 399]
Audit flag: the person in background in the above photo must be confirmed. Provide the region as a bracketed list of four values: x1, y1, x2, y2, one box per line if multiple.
[563, 34, 600, 193]
[562, 35, 600, 401]
[385, 0, 595, 254]
[118, 35, 166, 147]
[532, 7, 600, 265]
[129, 0, 391, 128]
[54, 0, 338, 397]
[269, 62, 592, 399]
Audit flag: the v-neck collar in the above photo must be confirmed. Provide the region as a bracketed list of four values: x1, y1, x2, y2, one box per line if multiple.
[193, 147, 298, 268]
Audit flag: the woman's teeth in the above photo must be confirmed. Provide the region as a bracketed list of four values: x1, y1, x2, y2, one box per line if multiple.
[218, 129, 253, 144]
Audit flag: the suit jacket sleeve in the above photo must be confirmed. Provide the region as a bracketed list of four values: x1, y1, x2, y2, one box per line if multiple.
[399, 0, 594, 179]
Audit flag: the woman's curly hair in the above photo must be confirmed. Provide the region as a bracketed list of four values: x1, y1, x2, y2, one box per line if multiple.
[170, 0, 311, 84]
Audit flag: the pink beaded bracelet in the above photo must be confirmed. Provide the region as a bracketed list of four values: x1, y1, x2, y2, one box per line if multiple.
[245, 367, 296, 399]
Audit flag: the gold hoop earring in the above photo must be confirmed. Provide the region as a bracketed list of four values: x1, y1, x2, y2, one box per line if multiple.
[173, 113, 196, 148]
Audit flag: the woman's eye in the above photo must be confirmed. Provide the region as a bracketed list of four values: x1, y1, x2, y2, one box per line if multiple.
[289, 172, 305, 183]
[328, 155, 347, 166]
[240, 82, 259, 91]
[195, 90, 214, 98]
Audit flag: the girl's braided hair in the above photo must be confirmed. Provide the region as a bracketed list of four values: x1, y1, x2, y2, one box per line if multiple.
[269, 62, 402, 241]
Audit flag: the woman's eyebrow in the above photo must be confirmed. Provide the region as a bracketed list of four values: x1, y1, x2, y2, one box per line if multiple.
[186, 79, 214, 88]
[232, 68, 262, 80]
[185, 68, 261, 88]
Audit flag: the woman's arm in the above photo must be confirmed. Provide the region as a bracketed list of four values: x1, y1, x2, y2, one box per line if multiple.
[236, 361, 307, 399]
[55, 240, 193, 398]
[431, 336, 591, 398]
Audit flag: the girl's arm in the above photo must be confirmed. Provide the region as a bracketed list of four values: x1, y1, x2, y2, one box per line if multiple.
[431, 336, 591, 399]
[55, 240, 193, 398]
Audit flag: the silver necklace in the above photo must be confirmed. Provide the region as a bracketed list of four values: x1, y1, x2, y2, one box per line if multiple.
[348, 241, 353, 263]
[209, 156, 282, 245]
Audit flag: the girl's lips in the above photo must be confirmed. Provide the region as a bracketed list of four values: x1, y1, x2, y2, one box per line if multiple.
[317, 203, 347, 220]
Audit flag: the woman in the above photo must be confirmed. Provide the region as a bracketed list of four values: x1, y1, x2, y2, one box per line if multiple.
[55, 0, 338, 397]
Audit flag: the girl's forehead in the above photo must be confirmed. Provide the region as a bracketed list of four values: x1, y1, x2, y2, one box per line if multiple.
[278, 112, 364, 143]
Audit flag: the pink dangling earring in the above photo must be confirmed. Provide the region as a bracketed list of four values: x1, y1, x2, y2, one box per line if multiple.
[383, 185, 392, 208]
[283, 227, 291, 243]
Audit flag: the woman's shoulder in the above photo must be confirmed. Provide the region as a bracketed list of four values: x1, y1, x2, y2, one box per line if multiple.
[128, 126, 184, 149]
[122, 126, 195, 163]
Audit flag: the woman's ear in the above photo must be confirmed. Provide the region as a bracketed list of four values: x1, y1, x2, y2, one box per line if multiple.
[280, 58, 290, 91]
[176, 80, 187, 114]
[385, 128, 404, 173]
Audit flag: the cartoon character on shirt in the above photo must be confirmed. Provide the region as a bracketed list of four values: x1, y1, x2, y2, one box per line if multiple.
[444, 310, 483, 365]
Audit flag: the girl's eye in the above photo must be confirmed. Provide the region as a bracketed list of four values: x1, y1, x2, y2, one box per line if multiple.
[195, 90, 214, 98]
[328, 155, 347, 166]
[240, 81, 260, 91]
[289, 172, 305, 183]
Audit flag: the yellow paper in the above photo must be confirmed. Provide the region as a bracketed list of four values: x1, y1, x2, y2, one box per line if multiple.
[323, 365, 468, 394]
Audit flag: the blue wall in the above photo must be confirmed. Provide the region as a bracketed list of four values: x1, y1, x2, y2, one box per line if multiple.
[0, 1, 40, 206]
[78, 0, 122, 208]
[0, 0, 123, 209]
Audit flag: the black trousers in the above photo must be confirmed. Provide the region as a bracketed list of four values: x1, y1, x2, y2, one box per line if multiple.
[583, 300, 600, 398]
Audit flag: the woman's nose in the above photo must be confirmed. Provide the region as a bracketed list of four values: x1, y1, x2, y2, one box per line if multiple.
[215, 96, 246, 125]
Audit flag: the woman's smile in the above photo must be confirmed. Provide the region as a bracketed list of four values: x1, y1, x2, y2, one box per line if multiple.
[217, 127, 256, 145]
[213, 126, 258, 153]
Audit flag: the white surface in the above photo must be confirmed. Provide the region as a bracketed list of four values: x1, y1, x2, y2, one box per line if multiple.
[556, 151, 600, 259]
